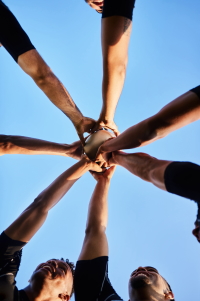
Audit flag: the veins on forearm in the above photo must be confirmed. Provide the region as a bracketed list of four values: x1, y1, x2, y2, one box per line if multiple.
[123, 18, 132, 36]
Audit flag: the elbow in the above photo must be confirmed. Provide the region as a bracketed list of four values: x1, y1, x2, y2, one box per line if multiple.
[85, 224, 106, 237]
[0, 135, 12, 155]
[27, 64, 54, 87]
[103, 57, 128, 78]
[31, 195, 48, 213]
[145, 117, 171, 142]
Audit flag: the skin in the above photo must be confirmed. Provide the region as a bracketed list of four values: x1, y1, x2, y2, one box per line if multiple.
[129, 266, 174, 301]
[78, 166, 116, 261]
[77, 163, 174, 300]
[17, 49, 98, 144]
[109, 150, 200, 243]
[0, 134, 83, 160]
[192, 222, 200, 242]
[4, 156, 102, 300]
[85, 0, 133, 136]
[96, 90, 200, 159]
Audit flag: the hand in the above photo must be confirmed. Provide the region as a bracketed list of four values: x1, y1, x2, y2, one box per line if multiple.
[64, 140, 83, 160]
[91, 119, 120, 137]
[95, 137, 115, 163]
[90, 166, 116, 181]
[81, 155, 104, 172]
[75, 117, 101, 145]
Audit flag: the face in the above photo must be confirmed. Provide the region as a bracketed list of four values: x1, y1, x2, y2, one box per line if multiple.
[192, 221, 200, 243]
[128, 266, 174, 301]
[29, 259, 73, 301]
[85, 0, 104, 13]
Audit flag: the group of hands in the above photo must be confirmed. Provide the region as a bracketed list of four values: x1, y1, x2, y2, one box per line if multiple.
[71, 116, 120, 175]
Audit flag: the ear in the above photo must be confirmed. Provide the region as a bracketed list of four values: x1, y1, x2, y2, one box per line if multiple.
[59, 293, 70, 301]
[165, 291, 175, 300]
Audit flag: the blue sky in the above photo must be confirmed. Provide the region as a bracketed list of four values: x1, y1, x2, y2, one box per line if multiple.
[1, 0, 200, 300]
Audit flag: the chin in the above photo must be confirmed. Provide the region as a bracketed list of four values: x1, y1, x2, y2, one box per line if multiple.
[130, 275, 152, 289]
[30, 270, 48, 289]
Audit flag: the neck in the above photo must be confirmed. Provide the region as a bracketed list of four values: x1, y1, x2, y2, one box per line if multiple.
[23, 285, 39, 301]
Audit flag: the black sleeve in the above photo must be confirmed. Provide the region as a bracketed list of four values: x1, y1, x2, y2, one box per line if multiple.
[102, 0, 136, 20]
[0, 0, 35, 62]
[74, 256, 123, 301]
[0, 232, 26, 300]
[0, 232, 26, 277]
[164, 161, 200, 203]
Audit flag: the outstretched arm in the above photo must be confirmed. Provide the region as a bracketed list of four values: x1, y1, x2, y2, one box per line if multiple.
[111, 151, 200, 243]
[0, 135, 83, 160]
[92, 0, 135, 135]
[18, 50, 97, 144]
[5, 156, 102, 242]
[78, 166, 116, 260]
[110, 151, 171, 191]
[95, 16, 132, 135]
[97, 89, 200, 156]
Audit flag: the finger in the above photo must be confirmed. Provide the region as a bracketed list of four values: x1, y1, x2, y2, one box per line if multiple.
[78, 133, 86, 146]
[91, 123, 103, 134]
[107, 165, 116, 175]
[96, 160, 106, 168]
[113, 128, 120, 137]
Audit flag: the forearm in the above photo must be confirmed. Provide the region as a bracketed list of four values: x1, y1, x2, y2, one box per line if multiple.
[35, 71, 83, 127]
[86, 179, 110, 232]
[100, 16, 131, 122]
[100, 90, 200, 152]
[18, 50, 83, 128]
[101, 60, 127, 122]
[5, 158, 91, 242]
[100, 118, 154, 152]
[36, 159, 91, 210]
[0, 135, 73, 156]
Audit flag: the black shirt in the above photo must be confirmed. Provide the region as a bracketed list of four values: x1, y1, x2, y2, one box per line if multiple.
[0, 232, 29, 301]
[74, 256, 124, 301]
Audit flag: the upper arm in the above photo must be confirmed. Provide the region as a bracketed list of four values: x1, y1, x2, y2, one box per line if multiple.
[78, 228, 108, 261]
[0, 232, 25, 280]
[101, 16, 132, 65]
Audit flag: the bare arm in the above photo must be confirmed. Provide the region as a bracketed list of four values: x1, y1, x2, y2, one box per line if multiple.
[78, 166, 115, 260]
[0, 135, 83, 160]
[97, 90, 200, 156]
[93, 16, 132, 136]
[5, 157, 102, 242]
[111, 151, 171, 191]
[18, 50, 97, 144]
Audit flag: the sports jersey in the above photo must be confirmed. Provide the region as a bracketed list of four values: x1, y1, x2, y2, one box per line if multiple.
[74, 256, 124, 301]
[0, 232, 28, 301]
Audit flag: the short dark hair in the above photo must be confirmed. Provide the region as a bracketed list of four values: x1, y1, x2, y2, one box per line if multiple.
[60, 258, 75, 297]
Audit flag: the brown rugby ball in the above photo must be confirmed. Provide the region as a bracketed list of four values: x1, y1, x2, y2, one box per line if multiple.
[84, 130, 114, 160]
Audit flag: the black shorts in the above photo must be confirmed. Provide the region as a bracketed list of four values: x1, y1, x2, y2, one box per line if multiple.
[0, 0, 35, 62]
[102, 0, 136, 20]
[74, 256, 123, 301]
[164, 161, 200, 203]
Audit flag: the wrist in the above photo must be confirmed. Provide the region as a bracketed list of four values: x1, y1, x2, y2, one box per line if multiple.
[98, 177, 111, 185]
[99, 111, 114, 124]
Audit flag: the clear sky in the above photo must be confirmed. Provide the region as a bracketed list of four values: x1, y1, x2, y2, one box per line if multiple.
[1, 0, 200, 300]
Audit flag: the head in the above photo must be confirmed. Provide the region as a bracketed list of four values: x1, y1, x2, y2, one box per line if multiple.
[128, 266, 175, 301]
[192, 221, 200, 243]
[28, 259, 74, 301]
[84, 0, 104, 13]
